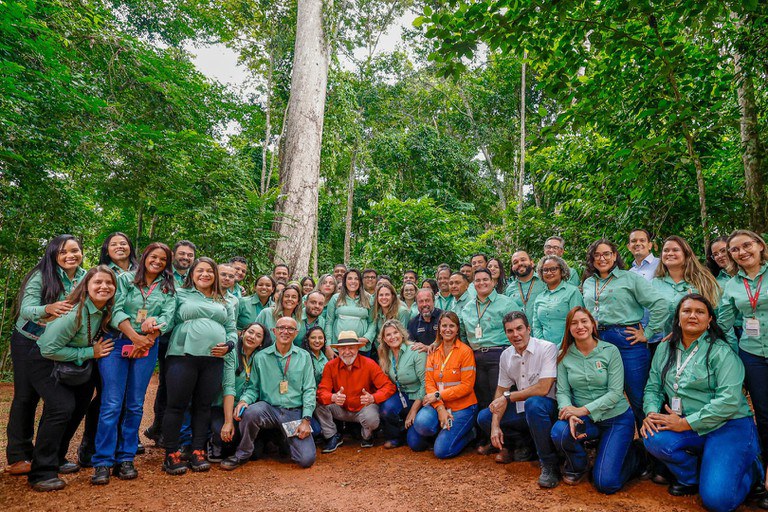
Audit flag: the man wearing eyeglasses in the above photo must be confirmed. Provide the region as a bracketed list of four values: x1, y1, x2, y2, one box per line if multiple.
[222, 317, 317, 470]
[362, 269, 378, 295]
[543, 236, 581, 286]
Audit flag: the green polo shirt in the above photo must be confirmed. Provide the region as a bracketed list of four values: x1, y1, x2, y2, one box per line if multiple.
[436, 293, 455, 312]
[371, 305, 411, 349]
[38, 299, 104, 366]
[531, 281, 584, 346]
[309, 350, 329, 385]
[232, 283, 244, 299]
[108, 261, 134, 276]
[325, 293, 376, 351]
[297, 313, 326, 347]
[172, 267, 188, 288]
[461, 290, 519, 349]
[715, 270, 741, 329]
[451, 290, 472, 342]
[16, 267, 86, 340]
[582, 268, 669, 339]
[167, 288, 237, 357]
[556, 341, 629, 422]
[239, 343, 316, 418]
[651, 276, 700, 335]
[387, 343, 427, 400]
[110, 272, 176, 335]
[567, 265, 581, 287]
[215, 349, 261, 406]
[504, 275, 545, 319]
[237, 296, 273, 330]
[719, 263, 768, 356]
[643, 333, 752, 435]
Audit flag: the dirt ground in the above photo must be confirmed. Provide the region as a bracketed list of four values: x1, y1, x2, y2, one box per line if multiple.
[0, 379, 718, 512]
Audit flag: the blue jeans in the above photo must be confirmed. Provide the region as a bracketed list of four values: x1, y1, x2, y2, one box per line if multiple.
[477, 396, 558, 466]
[92, 334, 159, 466]
[379, 392, 415, 444]
[644, 416, 762, 512]
[599, 326, 649, 429]
[408, 404, 477, 459]
[740, 349, 768, 461]
[551, 408, 639, 494]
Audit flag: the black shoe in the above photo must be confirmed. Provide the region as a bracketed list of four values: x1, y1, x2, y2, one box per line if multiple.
[220, 455, 248, 471]
[91, 466, 111, 485]
[206, 440, 223, 463]
[538, 465, 560, 489]
[136, 442, 145, 455]
[189, 450, 210, 472]
[651, 472, 669, 485]
[513, 445, 535, 462]
[360, 436, 374, 449]
[143, 425, 161, 443]
[668, 482, 698, 496]
[562, 471, 588, 485]
[758, 497, 768, 510]
[113, 461, 138, 480]
[322, 434, 344, 453]
[163, 451, 188, 475]
[30, 477, 66, 492]
[58, 461, 80, 474]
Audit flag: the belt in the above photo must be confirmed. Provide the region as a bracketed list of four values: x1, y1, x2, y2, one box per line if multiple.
[597, 323, 638, 332]
[474, 346, 506, 352]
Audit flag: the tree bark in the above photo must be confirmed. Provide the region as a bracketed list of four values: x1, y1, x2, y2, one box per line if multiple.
[734, 51, 767, 233]
[272, 0, 330, 279]
[517, 51, 527, 215]
[343, 149, 357, 264]
[136, 203, 144, 248]
[261, 50, 274, 195]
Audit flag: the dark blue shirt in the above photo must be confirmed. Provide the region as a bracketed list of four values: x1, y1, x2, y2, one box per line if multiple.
[407, 308, 443, 346]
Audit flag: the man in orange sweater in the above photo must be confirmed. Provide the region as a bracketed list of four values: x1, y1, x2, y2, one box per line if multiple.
[316, 331, 396, 452]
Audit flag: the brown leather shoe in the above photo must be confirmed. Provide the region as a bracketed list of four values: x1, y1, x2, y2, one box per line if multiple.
[495, 448, 513, 464]
[7, 460, 32, 475]
[476, 443, 498, 456]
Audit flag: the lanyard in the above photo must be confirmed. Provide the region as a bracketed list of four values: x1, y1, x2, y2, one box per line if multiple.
[391, 352, 402, 389]
[242, 354, 252, 382]
[744, 275, 764, 314]
[517, 280, 534, 306]
[475, 298, 492, 322]
[674, 345, 699, 391]
[139, 281, 160, 307]
[594, 275, 614, 303]
[438, 347, 455, 379]
[86, 311, 101, 346]
[275, 353, 292, 380]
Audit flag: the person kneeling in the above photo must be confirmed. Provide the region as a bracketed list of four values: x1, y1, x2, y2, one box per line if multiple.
[222, 317, 317, 470]
[316, 331, 396, 451]
[477, 312, 560, 488]
[642, 294, 763, 512]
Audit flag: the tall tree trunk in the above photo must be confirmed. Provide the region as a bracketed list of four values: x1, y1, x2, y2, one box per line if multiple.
[268, 103, 290, 194]
[272, 0, 330, 278]
[148, 213, 158, 240]
[343, 149, 357, 264]
[261, 51, 275, 195]
[735, 51, 767, 233]
[136, 204, 144, 248]
[313, 210, 319, 277]
[517, 51, 527, 215]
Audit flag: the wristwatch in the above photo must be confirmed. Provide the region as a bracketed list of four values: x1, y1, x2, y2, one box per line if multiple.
[302, 416, 311, 422]
[503, 391, 512, 401]
[434, 391, 441, 400]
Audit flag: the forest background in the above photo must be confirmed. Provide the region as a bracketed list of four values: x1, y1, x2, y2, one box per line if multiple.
[1, 0, 767, 375]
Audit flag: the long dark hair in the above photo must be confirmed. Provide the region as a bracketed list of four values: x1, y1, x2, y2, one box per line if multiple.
[582, 239, 626, 282]
[302, 325, 327, 354]
[488, 257, 507, 294]
[98, 232, 138, 270]
[66, 265, 117, 333]
[235, 322, 272, 376]
[16, 234, 82, 317]
[661, 293, 725, 392]
[557, 306, 599, 364]
[337, 268, 370, 308]
[706, 235, 732, 277]
[183, 257, 225, 302]
[133, 242, 176, 295]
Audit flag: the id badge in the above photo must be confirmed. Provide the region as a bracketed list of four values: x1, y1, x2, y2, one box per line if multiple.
[135, 308, 148, 324]
[438, 382, 445, 392]
[398, 391, 408, 408]
[279, 380, 288, 394]
[474, 325, 482, 338]
[745, 317, 761, 338]
[670, 396, 682, 415]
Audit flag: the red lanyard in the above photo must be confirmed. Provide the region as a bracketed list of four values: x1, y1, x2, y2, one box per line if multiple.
[744, 275, 764, 313]
[139, 281, 160, 306]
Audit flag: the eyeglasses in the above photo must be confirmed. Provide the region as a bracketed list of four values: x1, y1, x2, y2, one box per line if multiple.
[544, 244, 563, 251]
[363, 276, 377, 280]
[711, 248, 728, 257]
[541, 266, 561, 274]
[275, 326, 298, 333]
[729, 241, 757, 255]
[594, 251, 614, 261]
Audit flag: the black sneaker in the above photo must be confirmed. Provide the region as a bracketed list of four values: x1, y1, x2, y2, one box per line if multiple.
[143, 425, 161, 444]
[206, 440, 223, 463]
[30, 477, 66, 492]
[360, 436, 374, 448]
[538, 465, 560, 489]
[322, 434, 344, 453]
[113, 461, 138, 480]
[163, 451, 188, 475]
[91, 466, 111, 485]
[513, 445, 535, 462]
[189, 450, 211, 472]
[136, 442, 146, 455]
[179, 445, 192, 462]
[58, 460, 80, 474]
[220, 455, 248, 471]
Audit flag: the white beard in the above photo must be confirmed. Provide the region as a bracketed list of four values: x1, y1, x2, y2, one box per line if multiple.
[340, 354, 358, 366]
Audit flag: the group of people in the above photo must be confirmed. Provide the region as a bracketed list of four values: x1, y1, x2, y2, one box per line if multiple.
[6, 228, 768, 512]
